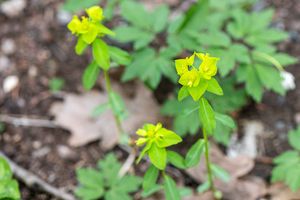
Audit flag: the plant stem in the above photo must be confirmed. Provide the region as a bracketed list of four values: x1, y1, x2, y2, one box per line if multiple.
[203, 129, 216, 196]
[103, 70, 124, 135]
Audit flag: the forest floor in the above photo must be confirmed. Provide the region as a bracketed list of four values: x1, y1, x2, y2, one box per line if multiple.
[0, 0, 300, 199]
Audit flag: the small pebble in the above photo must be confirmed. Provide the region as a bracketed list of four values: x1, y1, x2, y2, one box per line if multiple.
[28, 65, 38, 77]
[0, 0, 26, 17]
[57, 145, 77, 161]
[294, 113, 300, 125]
[3, 75, 19, 93]
[275, 120, 285, 130]
[57, 10, 72, 25]
[32, 146, 51, 158]
[0, 55, 11, 72]
[1, 38, 16, 55]
[280, 71, 296, 91]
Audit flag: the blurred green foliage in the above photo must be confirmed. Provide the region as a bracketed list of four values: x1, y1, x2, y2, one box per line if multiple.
[272, 126, 300, 191]
[0, 157, 20, 200]
[75, 153, 142, 200]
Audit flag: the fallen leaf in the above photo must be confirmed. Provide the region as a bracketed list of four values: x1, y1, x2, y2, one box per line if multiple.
[268, 183, 300, 200]
[186, 144, 266, 200]
[50, 82, 161, 149]
[227, 120, 265, 158]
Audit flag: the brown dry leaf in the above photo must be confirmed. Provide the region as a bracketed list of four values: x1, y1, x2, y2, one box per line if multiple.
[268, 183, 300, 200]
[186, 144, 267, 200]
[50, 83, 161, 149]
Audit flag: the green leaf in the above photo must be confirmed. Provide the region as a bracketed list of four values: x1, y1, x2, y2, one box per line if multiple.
[155, 128, 182, 148]
[285, 167, 300, 192]
[152, 5, 169, 33]
[178, 0, 209, 31]
[215, 112, 236, 129]
[103, 0, 119, 20]
[136, 142, 152, 164]
[82, 61, 100, 90]
[122, 48, 155, 81]
[185, 139, 205, 168]
[245, 65, 263, 102]
[0, 157, 12, 181]
[161, 98, 200, 136]
[167, 151, 186, 169]
[148, 144, 167, 170]
[255, 64, 284, 95]
[120, 0, 151, 29]
[272, 53, 298, 66]
[98, 153, 121, 186]
[108, 46, 131, 65]
[178, 86, 189, 101]
[91, 102, 110, 117]
[163, 174, 181, 200]
[188, 79, 208, 101]
[211, 164, 230, 182]
[117, 175, 142, 193]
[273, 151, 299, 164]
[62, 0, 101, 12]
[76, 168, 103, 188]
[0, 179, 20, 200]
[92, 39, 110, 70]
[249, 9, 274, 32]
[104, 189, 131, 200]
[288, 127, 300, 151]
[207, 78, 223, 95]
[196, 31, 231, 47]
[141, 184, 162, 197]
[75, 36, 88, 55]
[199, 98, 216, 134]
[75, 186, 104, 200]
[143, 164, 159, 191]
[197, 181, 210, 193]
[246, 29, 289, 46]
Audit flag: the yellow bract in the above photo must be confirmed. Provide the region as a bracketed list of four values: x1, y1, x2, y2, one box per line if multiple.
[197, 53, 219, 80]
[175, 52, 219, 87]
[86, 6, 103, 21]
[135, 123, 162, 146]
[67, 6, 113, 44]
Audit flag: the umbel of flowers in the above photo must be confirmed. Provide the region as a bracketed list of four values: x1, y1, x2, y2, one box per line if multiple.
[175, 53, 223, 101]
[67, 6, 114, 45]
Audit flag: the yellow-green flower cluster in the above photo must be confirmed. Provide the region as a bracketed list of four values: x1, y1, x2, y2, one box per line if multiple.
[67, 6, 114, 44]
[135, 123, 182, 170]
[175, 53, 222, 101]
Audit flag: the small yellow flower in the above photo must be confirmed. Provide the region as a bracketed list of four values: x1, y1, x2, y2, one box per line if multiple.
[67, 6, 113, 44]
[178, 68, 200, 87]
[135, 123, 182, 170]
[67, 16, 82, 34]
[175, 52, 221, 101]
[196, 53, 219, 80]
[86, 6, 103, 21]
[175, 54, 194, 76]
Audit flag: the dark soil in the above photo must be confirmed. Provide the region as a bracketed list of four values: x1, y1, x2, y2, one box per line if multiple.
[0, 0, 299, 199]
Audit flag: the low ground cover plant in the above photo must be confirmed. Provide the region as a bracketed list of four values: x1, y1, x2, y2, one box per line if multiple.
[0, 157, 20, 199]
[0, 0, 298, 199]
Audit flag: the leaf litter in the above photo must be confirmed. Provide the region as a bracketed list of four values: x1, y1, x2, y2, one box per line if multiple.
[50, 82, 161, 150]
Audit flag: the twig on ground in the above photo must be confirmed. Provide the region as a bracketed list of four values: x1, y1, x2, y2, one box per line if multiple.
[0, 114, 58, 128]
[118, 149, 136, 177]
[0, 151, 76, 200]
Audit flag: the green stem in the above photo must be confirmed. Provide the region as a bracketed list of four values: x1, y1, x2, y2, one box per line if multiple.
[203, 129, 216, 197]
[103, 70, 124, 135]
